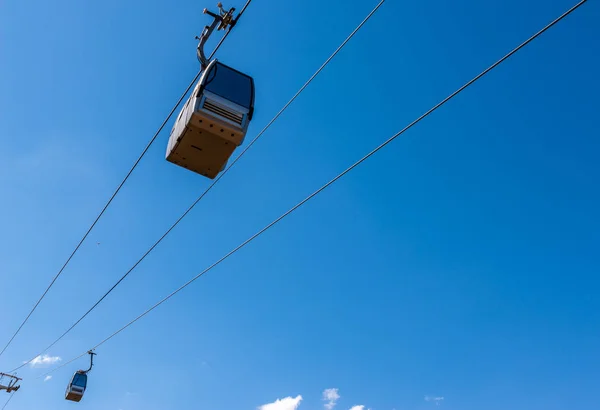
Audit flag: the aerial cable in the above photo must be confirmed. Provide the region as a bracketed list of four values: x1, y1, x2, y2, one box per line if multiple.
[1, 393, 14, 410]
[8, 0, 386, 374]
[0, 0, 252, 360]
[37, 0, 588, 380]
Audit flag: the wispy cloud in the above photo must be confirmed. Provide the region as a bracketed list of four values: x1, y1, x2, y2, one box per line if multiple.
[259, 388, 370, 410]
[43, 375, 52, 382]
[323, 388, 341, 410]
[258, 395, 303, 410]
[425, 396, 444, 406]
[28, 354, 61, 368]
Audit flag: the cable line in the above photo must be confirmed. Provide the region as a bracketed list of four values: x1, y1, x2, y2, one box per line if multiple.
[1, 393, 14, 410]
[0, 0, 252, 359]
[38, 0, 588, 380]
[9, 0, 385, 374]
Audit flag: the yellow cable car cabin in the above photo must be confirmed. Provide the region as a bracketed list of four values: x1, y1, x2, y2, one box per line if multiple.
[166, 59, 255, 179]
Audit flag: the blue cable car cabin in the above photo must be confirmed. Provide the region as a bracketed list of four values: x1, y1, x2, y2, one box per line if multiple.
[65, 371, 87, 402]
[166, 59, 255, 179]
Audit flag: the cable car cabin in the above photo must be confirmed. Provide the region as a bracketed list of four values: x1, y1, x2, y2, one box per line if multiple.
[166, 59, 255, 179]
[65, 371, 87, 402]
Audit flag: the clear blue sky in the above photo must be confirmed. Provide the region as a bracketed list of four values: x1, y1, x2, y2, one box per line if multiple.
[1, 0, 599, 409]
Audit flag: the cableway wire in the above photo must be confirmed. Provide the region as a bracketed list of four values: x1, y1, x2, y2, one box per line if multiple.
[8, 0, 386, 374]
[0, 0, 252, 360]
[37, 0, 588, 380]
[1, 393, 14, 410]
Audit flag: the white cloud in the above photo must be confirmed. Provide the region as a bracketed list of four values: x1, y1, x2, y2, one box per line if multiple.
[349, 406, 365, 410]
[258, 395, 303, 410]
[323, 388, 341, 410]
[29, 354, 62, 368]
[425, 396, 444, 405]
[43, 376, 52, 382]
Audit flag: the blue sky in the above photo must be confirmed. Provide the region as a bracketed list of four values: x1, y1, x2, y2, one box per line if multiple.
[1, 0, 599, 409]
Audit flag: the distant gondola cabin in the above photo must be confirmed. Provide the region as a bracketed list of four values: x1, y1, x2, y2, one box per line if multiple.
[65, 371, 87, 402]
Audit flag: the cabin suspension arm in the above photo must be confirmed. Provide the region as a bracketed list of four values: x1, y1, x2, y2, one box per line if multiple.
[82, 350, 97, 374]
[196, 2, 236, 69]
